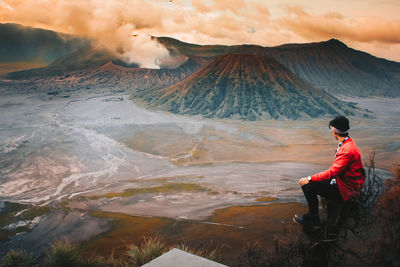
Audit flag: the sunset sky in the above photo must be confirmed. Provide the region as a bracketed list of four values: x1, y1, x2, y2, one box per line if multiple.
[1, 0, 400, 62]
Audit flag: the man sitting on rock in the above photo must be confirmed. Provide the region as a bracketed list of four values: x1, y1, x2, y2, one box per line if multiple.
[294, 115, 365, 226]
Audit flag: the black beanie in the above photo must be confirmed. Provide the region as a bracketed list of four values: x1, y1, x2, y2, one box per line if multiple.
[329, 115, 350, 132]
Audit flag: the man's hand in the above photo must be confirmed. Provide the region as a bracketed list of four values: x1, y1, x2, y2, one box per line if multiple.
[299, 177, 310, 186]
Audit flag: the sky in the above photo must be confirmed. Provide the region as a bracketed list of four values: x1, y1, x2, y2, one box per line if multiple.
[1, 0, 400, 62]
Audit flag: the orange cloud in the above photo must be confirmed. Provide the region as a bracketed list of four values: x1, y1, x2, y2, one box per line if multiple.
[212, 0, 247, 15]
[191, 0, 212, 13]
[254, 3, 270, 17]
[0, 0, 399, 62]
[280, 5, 400, 44]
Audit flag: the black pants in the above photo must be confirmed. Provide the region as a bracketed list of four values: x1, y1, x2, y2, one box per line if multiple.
[301, 180, 343, 216]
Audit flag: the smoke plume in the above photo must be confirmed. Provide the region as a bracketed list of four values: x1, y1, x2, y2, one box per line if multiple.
[112, 34, 171, 69]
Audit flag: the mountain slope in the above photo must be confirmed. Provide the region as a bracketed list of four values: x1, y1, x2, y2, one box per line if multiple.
[139, 54, 356, 120]
[237, 39, 400, 97]
[3, 56, 213, 95]
[81, 56, 213, 91]
[6, 46, 114, 79]
[156, 37, 234, 57]
[0, 23, 88, 63]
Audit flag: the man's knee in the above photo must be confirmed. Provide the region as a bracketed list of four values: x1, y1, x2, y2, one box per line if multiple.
[301, 182, 311, 192]
[301, 182, 316, 198]
[302, 180, 320, 190]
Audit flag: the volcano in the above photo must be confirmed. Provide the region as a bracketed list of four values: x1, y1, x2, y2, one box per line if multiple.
[139, 54, 356, 120]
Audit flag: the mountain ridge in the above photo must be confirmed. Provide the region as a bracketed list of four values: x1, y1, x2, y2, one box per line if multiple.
[0, 23, 89, 64]
[3, 24, 399, 97]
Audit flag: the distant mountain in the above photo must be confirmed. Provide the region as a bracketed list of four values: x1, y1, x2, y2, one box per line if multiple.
[138, 54, 356, 120]
[0, 23, 89, 63]
[156, 37, 234, 57]
[157, 37, 400, 97]
[78, 56, 213, 92]
[2, 55, 213, 95]
[6, 46, 114, 79]
[257, 39, 400, 97]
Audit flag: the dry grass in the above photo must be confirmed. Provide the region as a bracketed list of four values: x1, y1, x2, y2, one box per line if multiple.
[373, 163, 400, 266]
[173, 242, 220, 262]
[126, 236, 221, 266]
[0, 250, 38, 267]
[126, 236, 167, 266]
[42, 240, 81, 267]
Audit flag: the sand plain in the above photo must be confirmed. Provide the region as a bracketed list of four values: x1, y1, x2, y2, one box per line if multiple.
[0, 87, 398, 259]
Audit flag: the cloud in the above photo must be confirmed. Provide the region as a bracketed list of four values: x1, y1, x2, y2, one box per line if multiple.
[118, 34, 171, 69]
[254, 2, 270, 17]
[212, 0, 247, 15]
[0, 0, 272, 51]
[0, 0, 13, 11]
[280, 5, 400, 44]
[191, 0, 212, 13]
[1, 0, 399, 62]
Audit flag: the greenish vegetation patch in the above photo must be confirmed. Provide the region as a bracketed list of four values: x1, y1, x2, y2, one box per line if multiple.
[0, 202, 50, 242]
[122, 175, 204, 184]
[88, 183, 213, 200]
[256, 197, 277, 202]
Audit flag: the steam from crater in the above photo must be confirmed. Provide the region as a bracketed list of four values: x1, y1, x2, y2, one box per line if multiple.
[0, 0, 186, 69]
[114, 34, 169, 69]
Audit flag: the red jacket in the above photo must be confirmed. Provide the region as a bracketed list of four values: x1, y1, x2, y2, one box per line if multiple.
[311, 137, 365, 201]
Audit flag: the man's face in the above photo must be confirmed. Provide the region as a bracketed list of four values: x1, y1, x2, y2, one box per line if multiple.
[331, 129, 339, 141]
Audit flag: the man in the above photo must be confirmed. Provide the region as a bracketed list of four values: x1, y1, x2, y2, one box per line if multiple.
[294, 115, 365, 226]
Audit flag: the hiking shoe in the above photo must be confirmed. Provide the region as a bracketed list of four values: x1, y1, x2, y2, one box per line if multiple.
[293, 213, 320, 226]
